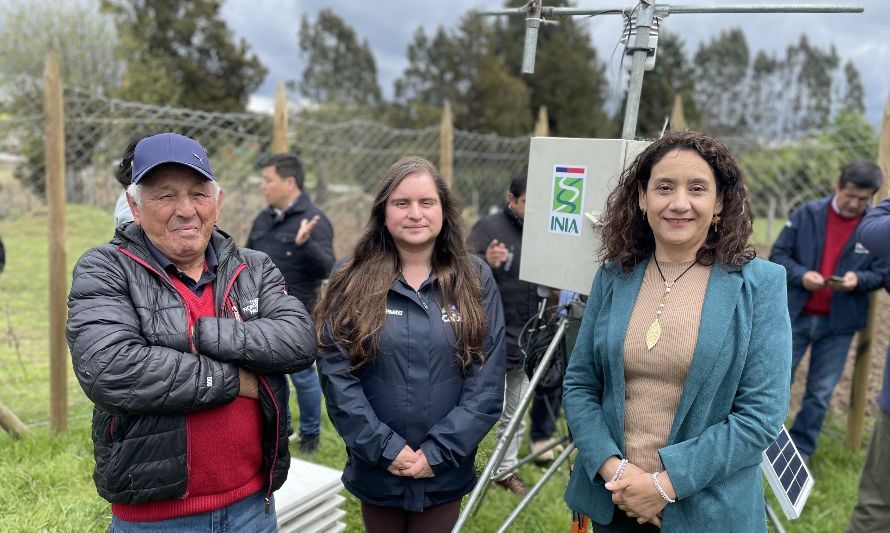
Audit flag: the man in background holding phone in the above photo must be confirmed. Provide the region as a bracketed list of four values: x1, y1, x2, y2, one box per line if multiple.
[771, 160, 889, 466]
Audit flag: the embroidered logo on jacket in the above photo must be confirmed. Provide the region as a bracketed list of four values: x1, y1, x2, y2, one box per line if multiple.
[854, 242, 870, 254]
[441, 304, 462, 323]
[386, 308, 404, 316]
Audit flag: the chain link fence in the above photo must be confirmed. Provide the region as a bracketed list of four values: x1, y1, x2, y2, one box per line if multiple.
[0, 75, 881, 251]
[0, 78, 886, 428]
[725, 115, 880, 244]
[0, 80, 530, 252]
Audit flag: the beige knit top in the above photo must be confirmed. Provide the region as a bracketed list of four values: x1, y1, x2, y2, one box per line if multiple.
[623, 259, 712, 473]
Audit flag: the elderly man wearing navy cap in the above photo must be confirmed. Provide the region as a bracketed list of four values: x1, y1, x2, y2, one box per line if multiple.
[67, 132, 317, 531]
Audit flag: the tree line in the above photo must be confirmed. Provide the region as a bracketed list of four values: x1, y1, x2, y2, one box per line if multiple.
[298, 2, 867, 140]
[0, 0, 868, 140]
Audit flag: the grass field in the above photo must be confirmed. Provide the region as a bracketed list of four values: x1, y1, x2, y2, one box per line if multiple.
[0, 203, 869, 532]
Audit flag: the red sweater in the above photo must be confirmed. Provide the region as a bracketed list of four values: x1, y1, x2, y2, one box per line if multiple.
[112, 277, 264, 521]
[803, 207, 862, 316]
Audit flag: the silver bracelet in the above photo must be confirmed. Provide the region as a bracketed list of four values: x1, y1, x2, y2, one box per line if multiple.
[652, 471, 676, 503]
[610, 458, 628, 482]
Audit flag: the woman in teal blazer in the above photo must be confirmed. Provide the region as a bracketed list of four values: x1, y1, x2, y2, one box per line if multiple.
[563, 131, 791, 532]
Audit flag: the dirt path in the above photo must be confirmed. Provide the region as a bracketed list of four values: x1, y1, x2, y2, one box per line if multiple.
[791, 291, 889, 428]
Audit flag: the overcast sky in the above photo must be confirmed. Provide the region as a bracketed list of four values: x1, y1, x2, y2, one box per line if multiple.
[221, 0, 889, 127]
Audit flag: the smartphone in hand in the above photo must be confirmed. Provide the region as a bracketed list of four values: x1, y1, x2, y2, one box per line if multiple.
[827, 275, 844, 285]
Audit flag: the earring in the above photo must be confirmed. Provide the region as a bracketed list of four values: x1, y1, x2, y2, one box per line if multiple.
[711, 214, 721, 226]
[641, 207, 647, 217]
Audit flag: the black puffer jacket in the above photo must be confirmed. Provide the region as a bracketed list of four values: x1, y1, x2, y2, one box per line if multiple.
[246, 193, 335, 312]
[67, 222, 317, 505]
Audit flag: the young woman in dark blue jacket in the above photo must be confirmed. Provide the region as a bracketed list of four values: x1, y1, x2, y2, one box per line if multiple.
[314, 156, 506, 533]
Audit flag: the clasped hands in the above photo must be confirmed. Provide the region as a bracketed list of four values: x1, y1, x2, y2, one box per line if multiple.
[387, 445, 434, 479]
[601, 457, 675, 528]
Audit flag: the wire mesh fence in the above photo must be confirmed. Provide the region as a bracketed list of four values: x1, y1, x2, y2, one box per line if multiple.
[724, 115, 880, 243]
[0, 77, 886, 429]
[0, 75, 882, 249]
[0, 79, 532, 249]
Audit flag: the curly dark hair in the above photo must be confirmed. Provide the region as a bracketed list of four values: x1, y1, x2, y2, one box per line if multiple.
[599, 130, 755, 271]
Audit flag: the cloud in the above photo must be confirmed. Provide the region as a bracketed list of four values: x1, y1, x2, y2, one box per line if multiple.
[222, 0, 888, 126]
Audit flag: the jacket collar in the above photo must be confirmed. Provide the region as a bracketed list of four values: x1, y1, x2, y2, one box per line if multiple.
[115, 222, 238, 276]
[808, 195, 870, 258]
[606, 256, 743, 444]
[268, 192, 312, 219]
[503, 204, 523, 229]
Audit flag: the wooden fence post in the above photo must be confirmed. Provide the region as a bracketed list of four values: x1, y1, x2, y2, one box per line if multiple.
[0, 400, 29, 439]
[44, 47, 67, 434]
[534, 105, 550, 137]
[272, 81, 288, 153]
[670, 94, 687, 131]
[847, 93, 890, 450]
[440, 100, 454, 188]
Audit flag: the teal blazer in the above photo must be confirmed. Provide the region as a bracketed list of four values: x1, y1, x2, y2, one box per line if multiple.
[563, 257, 791, 532]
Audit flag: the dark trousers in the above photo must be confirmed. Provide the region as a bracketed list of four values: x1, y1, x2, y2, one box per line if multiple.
[361, 500, 461, 533]
[847, 409, 890, 533]
[530, 385, 562, 442]
[593, 510, 660, 532]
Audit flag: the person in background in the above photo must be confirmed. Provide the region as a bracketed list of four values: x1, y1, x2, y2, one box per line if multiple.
[847, 192, 890, 533]
[316, 156, 505, 533]
[467, 167, 538, 495]
[67, 132, 317, 532]
[563, 131, 791, 531]
[0, 233, 5, 276]
[246, 153, 335, 454]
[770, 160, 888, 465]
[113, 136, 145, 228]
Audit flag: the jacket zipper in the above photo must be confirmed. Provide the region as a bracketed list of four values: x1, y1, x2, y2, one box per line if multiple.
[220, 262, 248, 318]
[415, 290, 428, 310]
[257, 376, 280, 514]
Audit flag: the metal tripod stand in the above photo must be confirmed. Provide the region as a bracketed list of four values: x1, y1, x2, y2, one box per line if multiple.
[453, 296, 584, 532]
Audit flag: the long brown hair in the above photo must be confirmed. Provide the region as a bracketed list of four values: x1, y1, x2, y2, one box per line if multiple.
[314, 156, 487, 371]
[599, 131, 755, 271]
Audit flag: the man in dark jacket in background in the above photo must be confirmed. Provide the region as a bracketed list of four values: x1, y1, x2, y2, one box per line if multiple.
[468, 169, 539, 496]
[67, 133, 316, 530]
[847, 193, 890, 533]
[246, 153, 334, 453]
[770, 160, 889, 464]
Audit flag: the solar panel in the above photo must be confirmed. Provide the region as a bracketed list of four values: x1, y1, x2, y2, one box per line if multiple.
[761, 425, 814, 520]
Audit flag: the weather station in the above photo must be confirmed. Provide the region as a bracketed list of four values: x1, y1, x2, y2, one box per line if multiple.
[453, 2, 865, 533]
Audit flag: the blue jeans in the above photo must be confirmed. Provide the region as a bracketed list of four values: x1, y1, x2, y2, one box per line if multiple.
[110, 491, 275, 532]
[789, 315, 854, 457]
[286, 364, 322, 437]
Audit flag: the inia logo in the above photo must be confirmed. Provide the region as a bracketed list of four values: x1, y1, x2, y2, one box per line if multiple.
[549, 165, 587, 236]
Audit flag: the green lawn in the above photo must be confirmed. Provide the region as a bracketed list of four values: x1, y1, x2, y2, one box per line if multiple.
[752, 215, 786, 249]
[0, 203, 869, 532]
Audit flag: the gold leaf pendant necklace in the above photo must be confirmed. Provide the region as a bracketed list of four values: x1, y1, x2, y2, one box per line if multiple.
[646, 257, 698, 351]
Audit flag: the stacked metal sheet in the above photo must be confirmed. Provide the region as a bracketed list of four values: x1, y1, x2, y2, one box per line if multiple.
[276, 459, 346, 533]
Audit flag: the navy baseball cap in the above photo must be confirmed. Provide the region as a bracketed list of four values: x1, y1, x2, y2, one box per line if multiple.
[132, 133, 215, 184]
